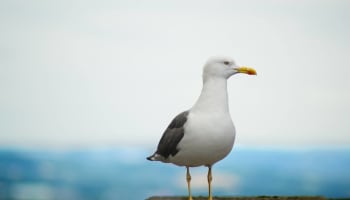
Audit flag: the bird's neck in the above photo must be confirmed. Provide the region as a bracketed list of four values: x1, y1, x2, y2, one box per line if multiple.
[191, 77, 230, 114]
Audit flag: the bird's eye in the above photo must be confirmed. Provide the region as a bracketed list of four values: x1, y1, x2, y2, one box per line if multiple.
[223, 61, 230, 65]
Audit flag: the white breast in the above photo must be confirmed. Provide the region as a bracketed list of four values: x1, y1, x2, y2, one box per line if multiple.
[169, 111, 235, 167]
[168, 75, 236, 167]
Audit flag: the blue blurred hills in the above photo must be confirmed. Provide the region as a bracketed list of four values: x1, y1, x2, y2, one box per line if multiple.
[0, 147, 349, 199]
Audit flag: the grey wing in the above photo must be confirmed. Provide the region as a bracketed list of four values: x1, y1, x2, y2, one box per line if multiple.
[154, 111, 189, 159]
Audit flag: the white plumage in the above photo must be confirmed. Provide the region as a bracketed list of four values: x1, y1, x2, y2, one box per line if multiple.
[147, 56, 256, 200]
[170, 64, 236, 166]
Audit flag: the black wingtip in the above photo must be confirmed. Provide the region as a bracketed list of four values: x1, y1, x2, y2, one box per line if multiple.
[146, 155, 153, 161]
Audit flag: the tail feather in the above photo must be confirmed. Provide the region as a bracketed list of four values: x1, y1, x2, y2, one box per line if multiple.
[146, 155, 154, 161]
[146, 153, 165, 161]
[146, 153, 156, 161]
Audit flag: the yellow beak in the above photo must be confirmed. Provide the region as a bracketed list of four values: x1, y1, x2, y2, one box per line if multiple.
[236, 66, 257, 75]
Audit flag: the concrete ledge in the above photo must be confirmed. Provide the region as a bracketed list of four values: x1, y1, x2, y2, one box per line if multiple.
[146, 196, 327, 200]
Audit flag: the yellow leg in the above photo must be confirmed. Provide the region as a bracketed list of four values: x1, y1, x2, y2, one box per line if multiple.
[186, 167, 193, 200]
[207, 166, 213, 200]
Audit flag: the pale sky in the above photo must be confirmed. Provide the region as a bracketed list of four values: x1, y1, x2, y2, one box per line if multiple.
[1, 0, 350, 148]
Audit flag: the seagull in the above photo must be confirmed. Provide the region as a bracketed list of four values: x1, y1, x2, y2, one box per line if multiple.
[147, 57, 256, 200]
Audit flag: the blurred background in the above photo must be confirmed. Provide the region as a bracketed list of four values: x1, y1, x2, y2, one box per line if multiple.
[1, 0, 350, 199]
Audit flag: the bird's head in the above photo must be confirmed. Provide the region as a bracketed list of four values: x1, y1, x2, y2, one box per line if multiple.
[203, 57, 256, 81]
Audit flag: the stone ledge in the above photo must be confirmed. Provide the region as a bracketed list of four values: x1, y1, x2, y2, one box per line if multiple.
[146, 196, 327, 200]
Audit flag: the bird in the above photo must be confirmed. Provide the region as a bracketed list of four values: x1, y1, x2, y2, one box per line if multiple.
[147, 57, 256, 200]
